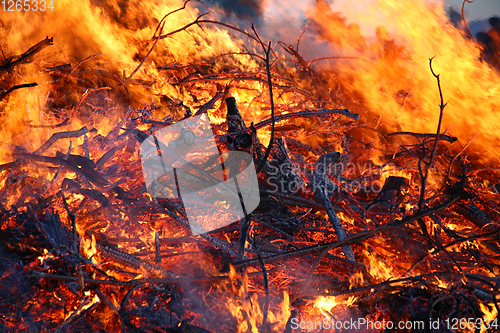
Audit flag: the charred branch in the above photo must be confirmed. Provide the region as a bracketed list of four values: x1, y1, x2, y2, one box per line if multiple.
[0, 37, 53, 71]
[33, 127, 89, 155]
[0, 82, 38, 101]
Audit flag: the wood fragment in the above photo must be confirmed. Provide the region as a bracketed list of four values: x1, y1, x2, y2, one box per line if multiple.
[386, 131, 457, 143]
[0, 36, 53, 71]
[456, 203, 496, 230]
[15, 152, 108, 186]
[155, 231, 161, 264]
[0, 82, 38, 101]
[76, 265, 85, 290]
[26, 118, 70, 128]
[95, 242, 175, 278]
[83, 133, 90, 159]
[35, 208, 72, 249]
[319, 185, 356, 261]
[195, 91, 223, 115]
[33, 127, 89, 155]
[0, 158, 22, 172]
[94, 287, 119, 314]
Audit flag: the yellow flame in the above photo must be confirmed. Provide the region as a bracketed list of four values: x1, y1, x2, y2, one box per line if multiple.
[307, 0, 500, 165]
[227, 266, 291, 332]
[81, 233, 97, 261]
[37, 249, 52, 265]
[315, 295, 356, 318]
[0, 0, 261, 162]
[479, 303, 498, 333]
[363, 249, 397, 282]
[82, 292, 100, 311]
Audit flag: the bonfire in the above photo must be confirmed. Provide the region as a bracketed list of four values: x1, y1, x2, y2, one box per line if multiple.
[1, 0, 499, 332]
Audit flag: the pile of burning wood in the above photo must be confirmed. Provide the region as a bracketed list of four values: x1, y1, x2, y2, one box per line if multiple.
[1, 7, 500, 333]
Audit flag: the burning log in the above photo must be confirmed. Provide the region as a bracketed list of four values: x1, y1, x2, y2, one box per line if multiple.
[310, 152, 356, 261]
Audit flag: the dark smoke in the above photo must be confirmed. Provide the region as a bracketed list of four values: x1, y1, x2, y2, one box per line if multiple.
[475, 16, 500, 69]
[204, 0, 264, 20]
[89, 0, 159, 30]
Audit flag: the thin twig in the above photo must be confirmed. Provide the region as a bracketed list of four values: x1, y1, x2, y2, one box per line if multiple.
[252, 25, 276, 175]
[0, 82, 38, 100]
[307, 56, 367, 64]
[461, 0, 478, 46]
[53, 294, 99, 333]
[0, 37, 53, 71]
[71, 87, 111, 118]
[33, 127, 88, 155]
[25, 118, 69, 128]
[418, 57, 447, 211]
[236, 170, 251, 261]
[194, 91, 224, 115]
[69, 54, 103, 76]
[216, 108, 358, 139]
[153, 0, 210, 38]
[127, 21, 165, 80]
[415, 58, 448, 241]
[158, 18, 259, 43]
[445, 136, 474, 184]
[406, 226, 500, 275]
[30, 271, 230, 285]
[94, 287, 119, 314]
[46, 140, 72, 191]
[293, 271, 494, 301]
[15, 152, 107, 186]
[386, 131, 456, 143]
[296, 24, 309, 52]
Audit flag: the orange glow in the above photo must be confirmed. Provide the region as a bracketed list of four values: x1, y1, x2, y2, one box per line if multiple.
[315, 295, 356, 318]
[307, 0, 500, 166]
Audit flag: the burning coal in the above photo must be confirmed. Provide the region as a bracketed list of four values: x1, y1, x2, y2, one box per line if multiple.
[1, 0, 500, 332]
